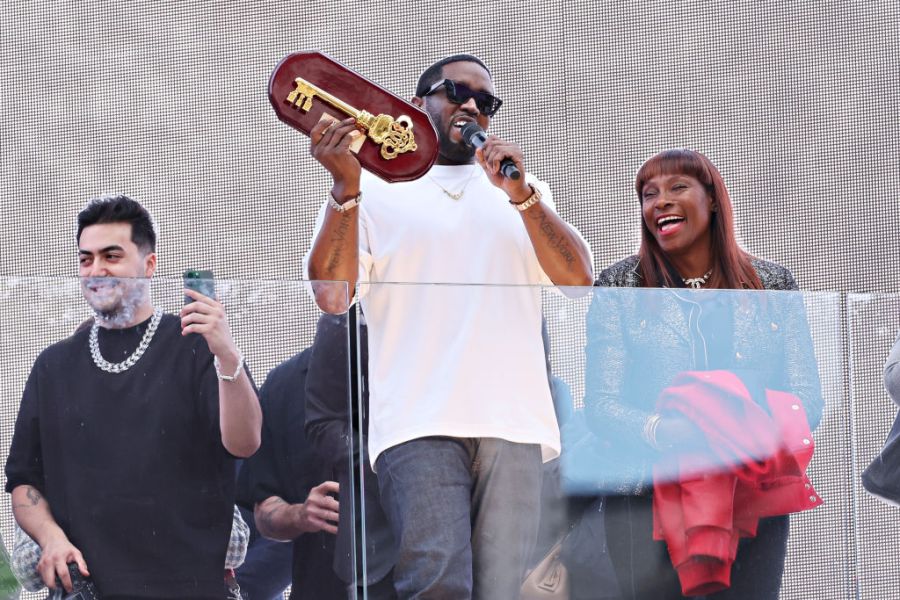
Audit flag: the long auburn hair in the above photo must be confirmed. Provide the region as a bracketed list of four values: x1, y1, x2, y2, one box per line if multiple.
[635, 149, 762, 290]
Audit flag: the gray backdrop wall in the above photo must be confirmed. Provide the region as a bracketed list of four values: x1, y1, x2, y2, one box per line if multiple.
[1, 1, 898, 598]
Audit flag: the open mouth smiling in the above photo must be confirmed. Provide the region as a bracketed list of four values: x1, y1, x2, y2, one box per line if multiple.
[657, 215, 685, 234]
[85, 278, 117, 290]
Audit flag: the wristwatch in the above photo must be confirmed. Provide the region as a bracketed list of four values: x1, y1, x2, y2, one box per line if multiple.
[329, 191, 361, 212]
[509, 184, 541, 212]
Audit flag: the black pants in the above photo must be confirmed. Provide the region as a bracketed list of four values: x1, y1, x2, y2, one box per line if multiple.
[603, 494, 790, 600]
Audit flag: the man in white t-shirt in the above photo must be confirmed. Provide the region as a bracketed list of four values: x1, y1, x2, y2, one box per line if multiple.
[304, 54, 593, 599]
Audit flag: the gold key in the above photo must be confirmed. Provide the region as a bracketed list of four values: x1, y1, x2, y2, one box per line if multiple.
[286, 77, 417, 160]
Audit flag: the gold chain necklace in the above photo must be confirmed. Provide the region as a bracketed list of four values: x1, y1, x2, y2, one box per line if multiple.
[428, 166, 478, 201]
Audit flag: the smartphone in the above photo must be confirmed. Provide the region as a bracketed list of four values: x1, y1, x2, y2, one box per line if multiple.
[183, 269, 215, 304]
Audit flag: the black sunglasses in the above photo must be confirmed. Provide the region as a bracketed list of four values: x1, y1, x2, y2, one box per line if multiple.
[422, 79, 503, 117]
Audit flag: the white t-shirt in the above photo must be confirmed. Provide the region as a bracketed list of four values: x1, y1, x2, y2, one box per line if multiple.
[307, 164, 587, 465]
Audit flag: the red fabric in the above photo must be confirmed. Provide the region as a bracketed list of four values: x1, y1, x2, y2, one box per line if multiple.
[651, 371, 821, 596]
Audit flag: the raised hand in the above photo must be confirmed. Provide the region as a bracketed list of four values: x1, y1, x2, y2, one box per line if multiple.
[310, 117, 362, 201]
[475, 136, 531, 202]
[181, 288, 243, 376]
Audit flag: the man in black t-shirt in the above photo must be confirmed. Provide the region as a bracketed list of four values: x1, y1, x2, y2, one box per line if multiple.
[5, 195, 262, 598]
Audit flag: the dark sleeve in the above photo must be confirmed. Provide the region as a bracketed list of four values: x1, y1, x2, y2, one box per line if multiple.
[237, 351, 321, 509]
[5, 361, 45, 493]
[885, 331, 900, 403]
[767, 264, 826, 429]
[304, 314, 354, 468]
[235, 384, 282, 508]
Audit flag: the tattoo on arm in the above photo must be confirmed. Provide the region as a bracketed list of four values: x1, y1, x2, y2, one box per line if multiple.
[13, 486, 43, 510]
[258, 497, 288, 532]
[529, 209, 576, 268]
[324, 212, 354, 276]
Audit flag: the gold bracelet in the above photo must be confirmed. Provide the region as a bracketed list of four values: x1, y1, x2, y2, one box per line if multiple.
[509, 184, 542, 212]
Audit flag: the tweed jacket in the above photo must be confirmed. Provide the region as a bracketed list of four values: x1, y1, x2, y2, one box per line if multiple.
[581, 254, 824, 494]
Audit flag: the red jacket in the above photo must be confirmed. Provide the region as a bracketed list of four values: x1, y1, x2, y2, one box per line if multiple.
[652, 371, 821, 596]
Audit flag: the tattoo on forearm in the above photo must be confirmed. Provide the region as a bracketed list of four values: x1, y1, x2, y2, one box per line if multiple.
[13, 486, 43, 510]
[258, 498, 287, 533]
[529, 209, 576, 268]
[324, 212, 354, 276]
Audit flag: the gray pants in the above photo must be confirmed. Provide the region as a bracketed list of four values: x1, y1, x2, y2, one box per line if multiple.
[376, 437, 543, 600]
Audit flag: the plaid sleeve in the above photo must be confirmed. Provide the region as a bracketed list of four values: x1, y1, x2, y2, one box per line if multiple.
[10, 525, 45, 593]
[224, 505, 249, 570]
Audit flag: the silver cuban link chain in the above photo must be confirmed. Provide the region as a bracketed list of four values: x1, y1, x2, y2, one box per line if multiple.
[89, 309, 163, 374]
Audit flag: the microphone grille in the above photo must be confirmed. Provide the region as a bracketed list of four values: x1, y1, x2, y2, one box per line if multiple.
[459, 121, 484, 143]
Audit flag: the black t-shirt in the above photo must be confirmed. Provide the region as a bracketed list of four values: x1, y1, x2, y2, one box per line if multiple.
[5, 314, 234, 599]
[235, 350, 344, 600]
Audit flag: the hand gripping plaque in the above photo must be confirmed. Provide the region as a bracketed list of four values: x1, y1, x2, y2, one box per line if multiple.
[269, 51, 439, 183]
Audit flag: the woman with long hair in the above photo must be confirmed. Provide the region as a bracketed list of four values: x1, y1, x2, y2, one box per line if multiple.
[581, 148, 823, 599]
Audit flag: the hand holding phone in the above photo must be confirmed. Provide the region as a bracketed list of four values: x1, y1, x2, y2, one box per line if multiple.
[183, 269, 215, 305]
[180, 270, 234, 357]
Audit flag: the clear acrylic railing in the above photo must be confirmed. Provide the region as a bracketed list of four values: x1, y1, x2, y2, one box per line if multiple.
[350, 283, 850, 600]
[2, 279, 899, 599]
[0, 276, 352, 600]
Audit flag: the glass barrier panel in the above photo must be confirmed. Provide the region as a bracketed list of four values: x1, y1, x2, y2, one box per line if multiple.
[0, 278, 870, 599]
[354, 283, 846, 600]
[0, 276, 351, 600]
[849, 292, 900, 600]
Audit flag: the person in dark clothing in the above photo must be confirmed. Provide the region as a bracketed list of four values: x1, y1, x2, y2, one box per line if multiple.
[5, 194, 262, 598]
[304, 311, 398, 599]
[235, 348, 344, 600]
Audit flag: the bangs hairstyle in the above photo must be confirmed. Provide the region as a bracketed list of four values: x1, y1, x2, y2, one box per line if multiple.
[635, 149, 762, 290]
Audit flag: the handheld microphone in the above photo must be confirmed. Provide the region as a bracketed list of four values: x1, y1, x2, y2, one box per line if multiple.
[459, 122, 521, 180]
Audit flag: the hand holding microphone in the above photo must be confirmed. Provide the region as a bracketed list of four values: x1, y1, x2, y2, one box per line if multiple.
[460, 122, 522, 181]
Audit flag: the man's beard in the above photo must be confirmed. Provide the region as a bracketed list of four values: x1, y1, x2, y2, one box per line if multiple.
[425, 102, 476, 165]
[437, 133, 476, 164]
[82, 277, 151, 328]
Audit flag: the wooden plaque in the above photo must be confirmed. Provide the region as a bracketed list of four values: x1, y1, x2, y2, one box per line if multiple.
[269, 51, 438, 183]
